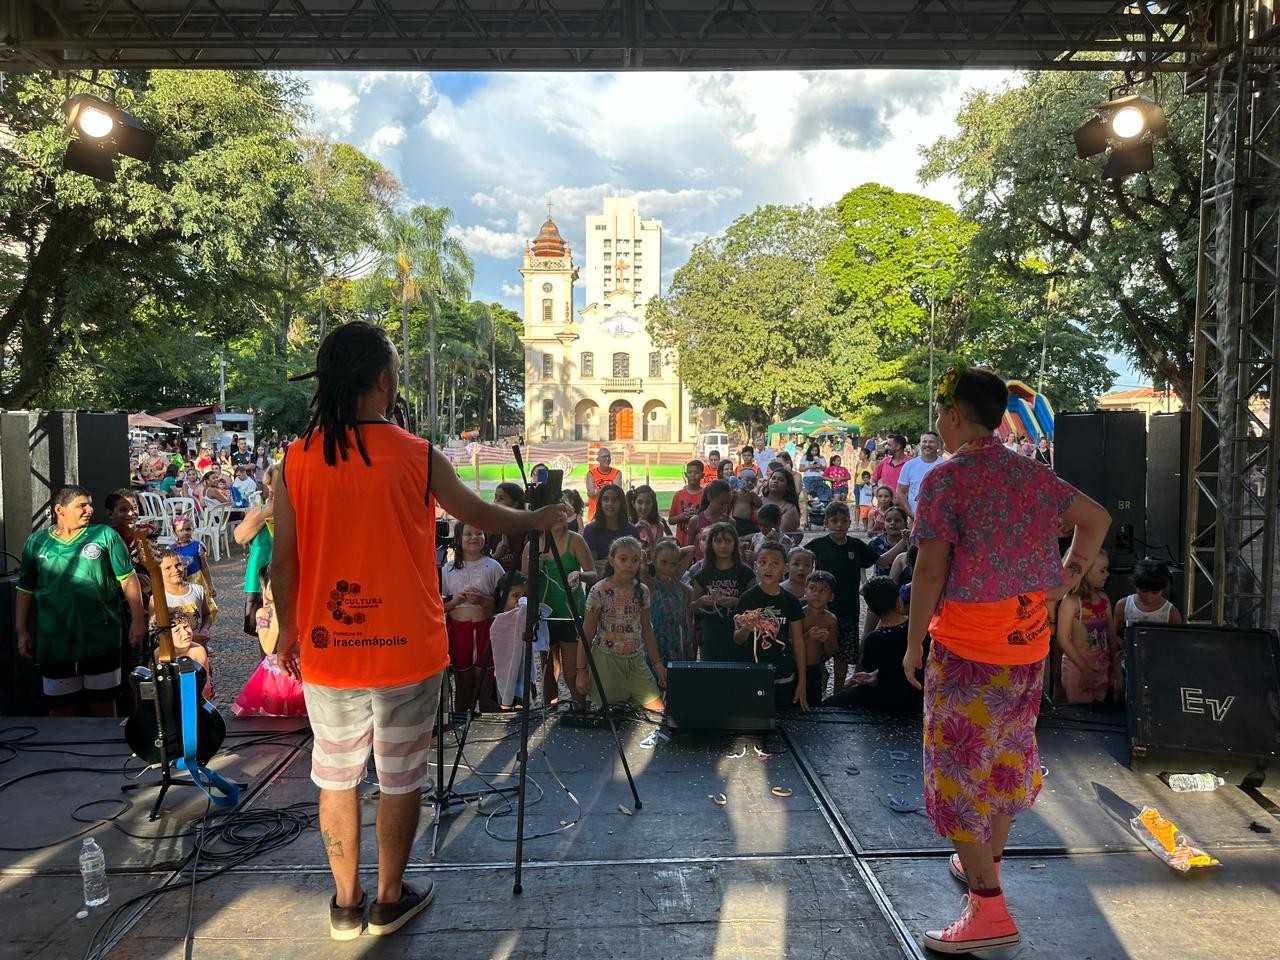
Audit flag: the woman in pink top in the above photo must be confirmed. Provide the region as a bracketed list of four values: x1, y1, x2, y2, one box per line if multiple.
[904, 365, 1110, 955]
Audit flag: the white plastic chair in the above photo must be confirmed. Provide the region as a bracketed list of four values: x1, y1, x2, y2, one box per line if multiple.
[195, 502, 233, 562]
[161, 497, 197, 538]
[136, 491, 166, 532]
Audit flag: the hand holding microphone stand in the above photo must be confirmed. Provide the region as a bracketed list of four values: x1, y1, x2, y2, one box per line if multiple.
[510, 444, 641, 894]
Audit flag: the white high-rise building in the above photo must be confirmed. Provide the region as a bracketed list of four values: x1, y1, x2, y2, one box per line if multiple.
[584, 197, 662, 306]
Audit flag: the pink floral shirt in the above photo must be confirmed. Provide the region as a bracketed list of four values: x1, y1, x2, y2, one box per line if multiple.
[913, 436, 1077, 603]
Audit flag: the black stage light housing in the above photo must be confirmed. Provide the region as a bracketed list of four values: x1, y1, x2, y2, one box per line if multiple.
[1074, 93, 1167, 179]
[61, 92, 155, 182]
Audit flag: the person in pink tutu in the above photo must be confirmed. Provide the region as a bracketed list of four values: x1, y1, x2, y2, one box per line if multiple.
[232, 565, 306, 718]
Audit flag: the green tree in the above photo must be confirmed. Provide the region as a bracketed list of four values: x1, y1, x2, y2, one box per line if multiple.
[0, 70, 309, 406]
[919, 71, 1201, 398]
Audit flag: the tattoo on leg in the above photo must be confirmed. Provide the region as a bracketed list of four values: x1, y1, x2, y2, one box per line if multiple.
[320, 828, 344, 859]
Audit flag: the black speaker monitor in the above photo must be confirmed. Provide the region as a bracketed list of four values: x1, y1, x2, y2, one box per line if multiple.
[665, 661, 776, 732]
[1127, 623, 1280, 770]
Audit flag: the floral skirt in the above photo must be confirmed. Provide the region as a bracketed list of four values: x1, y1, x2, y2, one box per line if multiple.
[922, 641, 1044, 843]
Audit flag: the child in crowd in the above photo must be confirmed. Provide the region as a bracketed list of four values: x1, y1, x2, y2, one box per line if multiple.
[732, 542, 808, 710]
[562, 489, 586, 533]
[522, 503, 596, 708]
[856, 471, 875, 530]
[233, 566, 306, 717]
[869, 506, 909, 577]
[1113, 558, 1181, 632]
[152, 547, 211, 639]
[649, 539, 691, 663]
[1057, 550, 1123, 705]
[687, 479, 734, 562]
[749, 503, 784, 555]
[167, 613, 214, 701]
[691, 521, 756, 662]
[727, 460, 762, 537]
[171, 514, 218, 623]
[490, 570, 529, 710]
[581, 537, 666, 712]
[584, 483, 641, 569]
[800, 570, 838, 706]
[825, 577, 923, 715]
[628, 484, 672, 560]
[782, 547, 815, 597]
[823, 455, 851, 500]
[738, 535, 756, 572]
[809, 502, 898, 692]
[669, 460, 706, 547]
[489, 482, 528, 574]
[866, 484, 895, 534]
[442, 521, 506, 714]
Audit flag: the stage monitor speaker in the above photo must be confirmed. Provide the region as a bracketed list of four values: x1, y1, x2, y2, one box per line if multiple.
[665, 661, 776, 732]
[1127, 623, 1280, 774]
[1054, 411, 1146, 570]
[1, 410, 128, 559]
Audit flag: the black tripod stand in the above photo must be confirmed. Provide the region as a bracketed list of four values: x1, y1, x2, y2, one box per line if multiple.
[427, 667, 518, 857]
[510, 447, 642, 894]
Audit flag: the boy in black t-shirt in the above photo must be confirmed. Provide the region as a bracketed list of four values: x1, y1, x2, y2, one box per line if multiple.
[824, 576, 924, 715]
[807, 501, 905, 692]
[733, 542, 808, 710]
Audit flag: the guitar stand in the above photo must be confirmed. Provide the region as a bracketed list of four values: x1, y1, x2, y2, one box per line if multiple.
[428, 669, 519, 857]
[121, 766, 248, 822]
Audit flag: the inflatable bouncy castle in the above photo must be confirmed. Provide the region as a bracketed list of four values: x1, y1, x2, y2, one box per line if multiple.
[1002, 380, 1055, 441]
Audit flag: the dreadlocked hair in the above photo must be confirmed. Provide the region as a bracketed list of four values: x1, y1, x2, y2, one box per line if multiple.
[298, 321, 399, 467]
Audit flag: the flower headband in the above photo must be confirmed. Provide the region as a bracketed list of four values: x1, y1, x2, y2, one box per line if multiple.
[934, 358, 970, 407]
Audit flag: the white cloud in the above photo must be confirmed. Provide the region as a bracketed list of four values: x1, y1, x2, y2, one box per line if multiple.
[451, 224, 525, 259]
[500, 282, 522, 297]
[363, 124, 407, 156]
[307, 79, 359, 133]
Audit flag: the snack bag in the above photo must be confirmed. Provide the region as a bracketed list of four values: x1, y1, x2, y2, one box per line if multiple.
[1131, 806, 1220, 872]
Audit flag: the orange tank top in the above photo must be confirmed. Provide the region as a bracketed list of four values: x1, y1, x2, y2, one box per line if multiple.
[283, 423, 445, 688]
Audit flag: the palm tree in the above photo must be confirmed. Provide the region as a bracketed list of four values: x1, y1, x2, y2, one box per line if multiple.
[439, 338, 484, 438]
[466, 301, 518, 440]
[409, 205, 474, 436]
[368, 211, 421, 427]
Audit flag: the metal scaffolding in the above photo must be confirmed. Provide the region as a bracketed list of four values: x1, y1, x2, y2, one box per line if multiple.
[1185, 0, 1280, 626]
[2, 0, 1197, 72]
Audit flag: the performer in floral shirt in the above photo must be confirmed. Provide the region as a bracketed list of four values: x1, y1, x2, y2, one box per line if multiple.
[904, 363, 1111, 955]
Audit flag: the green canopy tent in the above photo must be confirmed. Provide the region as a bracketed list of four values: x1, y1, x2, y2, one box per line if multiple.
[766, 405, 857, 437]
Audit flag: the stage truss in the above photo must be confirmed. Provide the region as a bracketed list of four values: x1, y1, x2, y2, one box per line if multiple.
[2, 1, 1278, 627]
[2, 1, 1200, 72]
[1185, 0, 1280, 627]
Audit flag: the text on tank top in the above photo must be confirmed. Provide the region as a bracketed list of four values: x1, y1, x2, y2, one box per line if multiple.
[283, 424, 444, 688]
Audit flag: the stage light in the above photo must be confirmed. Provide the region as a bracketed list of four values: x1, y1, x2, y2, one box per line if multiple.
[1074, 93, 1167, 179]
[61, 92, 155, 183]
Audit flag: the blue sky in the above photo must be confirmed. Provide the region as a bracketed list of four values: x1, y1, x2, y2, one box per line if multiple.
[299, 69, 1144, 389]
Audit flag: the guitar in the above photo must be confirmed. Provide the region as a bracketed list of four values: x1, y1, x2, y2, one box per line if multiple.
[125, 529, 227, 766]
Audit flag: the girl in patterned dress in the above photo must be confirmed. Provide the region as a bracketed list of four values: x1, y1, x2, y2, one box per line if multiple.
[648, 539, 691, 663]
[1057, 550, 1123, 704]
[581, 537, 665, 711]
[904, 365, 1110, 955]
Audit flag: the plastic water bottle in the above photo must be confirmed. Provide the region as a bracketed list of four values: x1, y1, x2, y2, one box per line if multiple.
[79, 837, 109, 907]
[1162, 773, 1226, 793]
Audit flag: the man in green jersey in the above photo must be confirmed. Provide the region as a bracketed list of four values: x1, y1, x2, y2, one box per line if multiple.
[16, 485, 146, 717]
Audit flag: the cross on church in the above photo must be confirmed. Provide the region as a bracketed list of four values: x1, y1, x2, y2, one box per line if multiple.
[614, 257, 629, 289]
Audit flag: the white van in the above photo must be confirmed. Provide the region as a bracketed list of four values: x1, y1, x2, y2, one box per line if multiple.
[696, 431, 730, 460]
[201, 412, 255, 452]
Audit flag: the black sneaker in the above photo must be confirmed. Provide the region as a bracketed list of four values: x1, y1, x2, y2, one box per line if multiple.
[367, 880, 436, 937]
[329, 893, 366, 941]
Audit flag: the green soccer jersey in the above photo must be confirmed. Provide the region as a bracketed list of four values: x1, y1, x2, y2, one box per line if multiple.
[17, 524, 135, 664]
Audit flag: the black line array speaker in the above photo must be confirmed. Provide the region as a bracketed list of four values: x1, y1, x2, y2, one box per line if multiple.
[0, 410, 129, 559]
[1145, 411, 1218, 564]
[665, 661, 776, 732]
[1127, 623, 1280, 777]
[1054, 411, 1146, 570]
[0, 570, 42, 716]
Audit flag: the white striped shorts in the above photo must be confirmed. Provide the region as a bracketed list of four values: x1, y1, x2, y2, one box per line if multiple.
[302, 671, 443, 794]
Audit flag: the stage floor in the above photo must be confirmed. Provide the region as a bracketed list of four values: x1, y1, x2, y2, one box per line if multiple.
[1, 710, 1277, 959]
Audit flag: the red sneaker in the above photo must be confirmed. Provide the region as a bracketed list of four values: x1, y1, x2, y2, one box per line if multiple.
[948, 853, 1000, 885]
[923, 893, 1020, 954]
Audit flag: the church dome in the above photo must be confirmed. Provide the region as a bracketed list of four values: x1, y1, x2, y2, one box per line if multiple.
[531, 217, 567, 258]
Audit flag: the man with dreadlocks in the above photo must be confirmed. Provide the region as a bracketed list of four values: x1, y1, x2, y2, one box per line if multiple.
[272, 321, 570, 941]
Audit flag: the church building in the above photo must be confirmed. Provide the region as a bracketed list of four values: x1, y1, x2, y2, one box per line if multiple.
[519, 197, 698, 447]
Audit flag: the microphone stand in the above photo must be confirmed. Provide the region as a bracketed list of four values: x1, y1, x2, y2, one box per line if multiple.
[510, 446, 642, 895]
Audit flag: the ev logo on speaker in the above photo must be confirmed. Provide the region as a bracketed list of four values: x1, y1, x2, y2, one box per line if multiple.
[1180, 687, 1235, 722]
